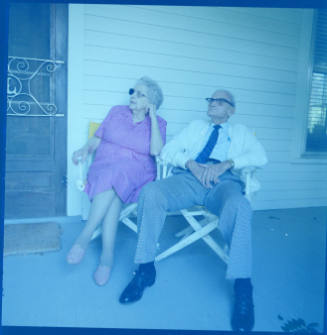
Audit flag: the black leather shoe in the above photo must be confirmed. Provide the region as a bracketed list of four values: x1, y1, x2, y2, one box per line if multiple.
[231, 284, 255, 331]
[119, 267, 156, 304]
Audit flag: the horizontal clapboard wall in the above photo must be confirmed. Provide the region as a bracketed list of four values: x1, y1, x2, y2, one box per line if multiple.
[67, 4, 327, 215]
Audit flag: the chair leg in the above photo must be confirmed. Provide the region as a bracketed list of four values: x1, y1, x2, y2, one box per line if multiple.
[120, 202, 137, 217]
[175, 226, 193, 238]
[120, 203, 138, 233]
[200, 235, 229, 263]
[180, 209, 229, 264]
[155, 221, 217, 261]
[174, 213, 215, 238]
[121, 217, 137, 233]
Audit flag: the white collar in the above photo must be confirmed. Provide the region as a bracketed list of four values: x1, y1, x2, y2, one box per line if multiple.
[209, 121, 229, 130]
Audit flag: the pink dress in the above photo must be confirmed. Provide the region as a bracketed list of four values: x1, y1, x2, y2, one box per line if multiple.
[84, 105, 167, 203]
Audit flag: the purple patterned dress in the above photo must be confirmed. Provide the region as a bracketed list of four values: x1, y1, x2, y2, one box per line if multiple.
[84, 105, 167, 203]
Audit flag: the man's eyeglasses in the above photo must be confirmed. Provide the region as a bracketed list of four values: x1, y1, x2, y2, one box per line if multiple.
[206, 97, 235, 107]
[129, 88, 147, 99]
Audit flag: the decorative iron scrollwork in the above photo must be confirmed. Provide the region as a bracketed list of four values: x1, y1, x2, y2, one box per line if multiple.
[7, 56, 64, 117]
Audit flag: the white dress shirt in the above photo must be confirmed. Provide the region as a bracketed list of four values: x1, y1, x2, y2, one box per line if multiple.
[160, 118, 268, 193]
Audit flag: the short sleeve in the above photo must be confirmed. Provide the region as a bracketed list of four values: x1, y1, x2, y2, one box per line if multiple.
[94, 106, 118, 138]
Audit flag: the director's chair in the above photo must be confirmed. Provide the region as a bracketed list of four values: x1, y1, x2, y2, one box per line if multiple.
[76, 122, 257, 264]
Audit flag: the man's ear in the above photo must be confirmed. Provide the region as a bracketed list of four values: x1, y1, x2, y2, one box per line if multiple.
[228, 107, 235, 116]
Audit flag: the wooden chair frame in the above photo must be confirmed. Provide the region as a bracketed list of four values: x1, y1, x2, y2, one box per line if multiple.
[153, 158, 256, 263]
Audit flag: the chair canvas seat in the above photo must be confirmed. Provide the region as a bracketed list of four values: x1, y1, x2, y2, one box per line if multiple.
[78, 122, 257, 265]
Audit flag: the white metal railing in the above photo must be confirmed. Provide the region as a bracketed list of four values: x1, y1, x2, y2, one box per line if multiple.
[7, 56, 64, 117]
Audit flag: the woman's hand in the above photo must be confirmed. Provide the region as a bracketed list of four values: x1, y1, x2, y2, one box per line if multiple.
[72, 136, 101, 165]
[72, 147, 88, 165]
[147, 103, 157, 119]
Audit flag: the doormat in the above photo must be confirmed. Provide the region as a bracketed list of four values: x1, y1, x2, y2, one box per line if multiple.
[4, 222, 62, 256]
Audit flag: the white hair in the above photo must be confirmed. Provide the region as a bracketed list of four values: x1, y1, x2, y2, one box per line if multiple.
[136, 76, 164, 109]
[218, 89, 236, 107]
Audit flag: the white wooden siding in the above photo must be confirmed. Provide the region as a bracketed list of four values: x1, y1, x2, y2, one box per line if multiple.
[67, 4, 327, 215]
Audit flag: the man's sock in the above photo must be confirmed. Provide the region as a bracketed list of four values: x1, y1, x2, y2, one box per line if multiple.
[139, 261, 155, 273]
[234, 278, 253, 293]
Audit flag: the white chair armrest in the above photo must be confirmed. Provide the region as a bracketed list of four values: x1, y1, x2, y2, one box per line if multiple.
[240, 166, 260, 199]
[241, 166, 257, 180]
[240, 166, 257, 174]
[76, 159, 88, 191]
[155, 156, 174, 180]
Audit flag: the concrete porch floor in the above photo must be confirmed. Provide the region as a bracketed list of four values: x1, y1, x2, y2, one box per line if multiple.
[1, 206, 326, 332]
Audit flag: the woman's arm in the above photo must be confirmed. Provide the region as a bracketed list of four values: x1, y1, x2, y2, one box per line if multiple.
[72, 136, 101, 165]
[148, 104, 164, 156]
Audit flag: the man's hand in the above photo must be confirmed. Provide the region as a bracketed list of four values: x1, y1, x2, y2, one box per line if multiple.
[199, 160, 233, 188]
[186, 160, 207, 186]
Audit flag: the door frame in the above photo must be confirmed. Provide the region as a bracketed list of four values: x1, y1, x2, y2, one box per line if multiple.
[52, 3, 68, 215]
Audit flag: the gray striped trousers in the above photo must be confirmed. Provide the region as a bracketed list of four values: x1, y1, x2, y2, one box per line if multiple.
[134, 169, 252, 279]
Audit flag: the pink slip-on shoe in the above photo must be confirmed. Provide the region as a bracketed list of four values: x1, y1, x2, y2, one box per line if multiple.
[66, 244, 86, 264]
[94, 265, 111, 286]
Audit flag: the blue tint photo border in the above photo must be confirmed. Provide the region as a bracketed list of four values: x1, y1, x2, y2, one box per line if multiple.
[1, 0, 326, 334]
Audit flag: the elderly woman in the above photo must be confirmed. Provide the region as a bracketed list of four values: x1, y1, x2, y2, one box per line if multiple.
[67, 76, 166, 286]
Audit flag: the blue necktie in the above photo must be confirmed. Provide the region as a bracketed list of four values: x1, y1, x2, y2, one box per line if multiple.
[195, 125, 221, 163]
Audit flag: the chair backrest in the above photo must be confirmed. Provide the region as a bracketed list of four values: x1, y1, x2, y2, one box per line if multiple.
[88, 122, 100, 138]
[155, 157, 174, 181]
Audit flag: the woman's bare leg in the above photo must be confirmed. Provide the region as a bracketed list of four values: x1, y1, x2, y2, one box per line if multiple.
[67, 189, 116, 264]
[94, 192, 123, 285]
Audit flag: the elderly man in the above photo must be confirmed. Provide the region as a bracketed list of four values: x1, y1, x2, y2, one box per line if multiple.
[119, 89, 268, 331]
